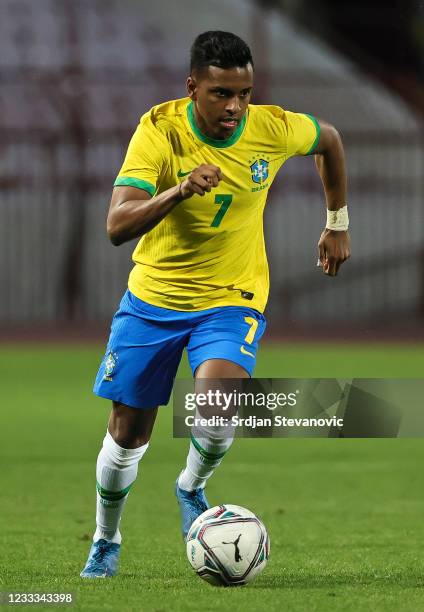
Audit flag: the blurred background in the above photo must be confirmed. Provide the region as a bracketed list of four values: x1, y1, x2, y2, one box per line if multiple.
[1, 4, 424, 605]
[0, 0, 423, 341]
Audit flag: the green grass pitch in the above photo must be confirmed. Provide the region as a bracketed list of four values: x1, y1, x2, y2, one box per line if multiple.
[1, 343, 424, 611]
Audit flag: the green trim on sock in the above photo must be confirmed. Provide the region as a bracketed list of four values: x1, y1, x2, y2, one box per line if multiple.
[96, 481, 132, 501]
[190, 434, 228, 462]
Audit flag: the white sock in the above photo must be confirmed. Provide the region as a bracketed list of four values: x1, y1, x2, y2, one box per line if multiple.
[178, 422, 235, 491]
[94, 430, 149, 544]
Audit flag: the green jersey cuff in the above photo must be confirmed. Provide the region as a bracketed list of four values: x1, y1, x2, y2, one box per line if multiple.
[114, 176, 156, 196]
[303, 114, 321, 155]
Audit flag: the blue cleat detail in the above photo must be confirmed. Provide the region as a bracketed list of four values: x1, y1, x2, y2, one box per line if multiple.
[80, 539, 121, 578]
[175, 480, 210, 541]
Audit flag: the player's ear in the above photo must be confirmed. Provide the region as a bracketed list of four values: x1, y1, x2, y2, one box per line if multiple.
[186, 76, 197, 100]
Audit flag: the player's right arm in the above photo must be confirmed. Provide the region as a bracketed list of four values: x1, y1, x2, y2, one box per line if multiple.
[107, 164, 222, 246]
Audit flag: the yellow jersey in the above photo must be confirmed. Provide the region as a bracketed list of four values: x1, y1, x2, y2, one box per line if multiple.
[114, 97, 320, 312]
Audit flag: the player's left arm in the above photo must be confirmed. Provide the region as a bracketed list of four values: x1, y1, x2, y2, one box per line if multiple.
[313, 120, 350, 277]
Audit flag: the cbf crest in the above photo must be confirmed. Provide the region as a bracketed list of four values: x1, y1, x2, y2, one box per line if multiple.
[103, 351, 118, 381]
[248, 155, 271, 192]
[250, 158, 269, 184]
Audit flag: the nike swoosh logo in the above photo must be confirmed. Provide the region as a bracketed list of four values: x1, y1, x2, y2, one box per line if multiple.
[240, 346, 255, 358]
[177, 169, 192, 177]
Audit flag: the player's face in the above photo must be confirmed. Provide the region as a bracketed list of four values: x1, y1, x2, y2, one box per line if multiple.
[187, 64, 254, 140]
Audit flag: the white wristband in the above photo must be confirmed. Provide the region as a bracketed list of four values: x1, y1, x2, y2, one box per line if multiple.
[326, 205, 349, 231]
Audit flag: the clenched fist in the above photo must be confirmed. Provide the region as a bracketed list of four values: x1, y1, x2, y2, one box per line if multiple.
[179, 164, 222, 199]
[318, 229, 351, 276]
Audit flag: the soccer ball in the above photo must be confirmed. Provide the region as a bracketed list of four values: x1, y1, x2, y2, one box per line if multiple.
[186, 504, 270, 586]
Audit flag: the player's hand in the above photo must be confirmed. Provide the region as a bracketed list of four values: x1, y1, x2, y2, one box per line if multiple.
[318, 229, 350, 276]
[179, 164, 222, 199]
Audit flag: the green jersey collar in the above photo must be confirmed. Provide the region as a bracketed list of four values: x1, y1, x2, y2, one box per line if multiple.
[187, 101, 247, 148]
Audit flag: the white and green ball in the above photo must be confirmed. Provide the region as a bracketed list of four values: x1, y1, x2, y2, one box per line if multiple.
[186, 504, 270, 587]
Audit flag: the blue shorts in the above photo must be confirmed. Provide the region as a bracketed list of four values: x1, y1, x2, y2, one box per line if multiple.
[93, 290, 266, 409]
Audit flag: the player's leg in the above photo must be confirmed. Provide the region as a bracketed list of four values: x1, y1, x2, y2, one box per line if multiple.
[175, 359, 247, 539]
[94, 402, 157, 544]
[178, 359, 247, 491]
[176, 307, 266, 538]
[81, 402, 157, 578]
[81, 290, 188, 577]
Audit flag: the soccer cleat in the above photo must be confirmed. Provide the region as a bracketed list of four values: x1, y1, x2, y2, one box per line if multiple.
[175, 479, 210, 541]
[80, 539, 121, 578]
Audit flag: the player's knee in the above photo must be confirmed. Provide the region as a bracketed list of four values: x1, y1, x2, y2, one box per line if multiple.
[108, 402, 157, 448]
[108, 427, 151, 449]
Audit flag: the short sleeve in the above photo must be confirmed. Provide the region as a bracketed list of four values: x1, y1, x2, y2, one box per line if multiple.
[114, 114, 169, 196]
[284, 111, 321, 158]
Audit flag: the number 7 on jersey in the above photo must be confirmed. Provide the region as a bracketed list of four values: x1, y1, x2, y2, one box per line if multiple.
[211, 194, 233, 227]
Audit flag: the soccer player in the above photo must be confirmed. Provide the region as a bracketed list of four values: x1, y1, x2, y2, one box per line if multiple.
[80, 31, 350, 578]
